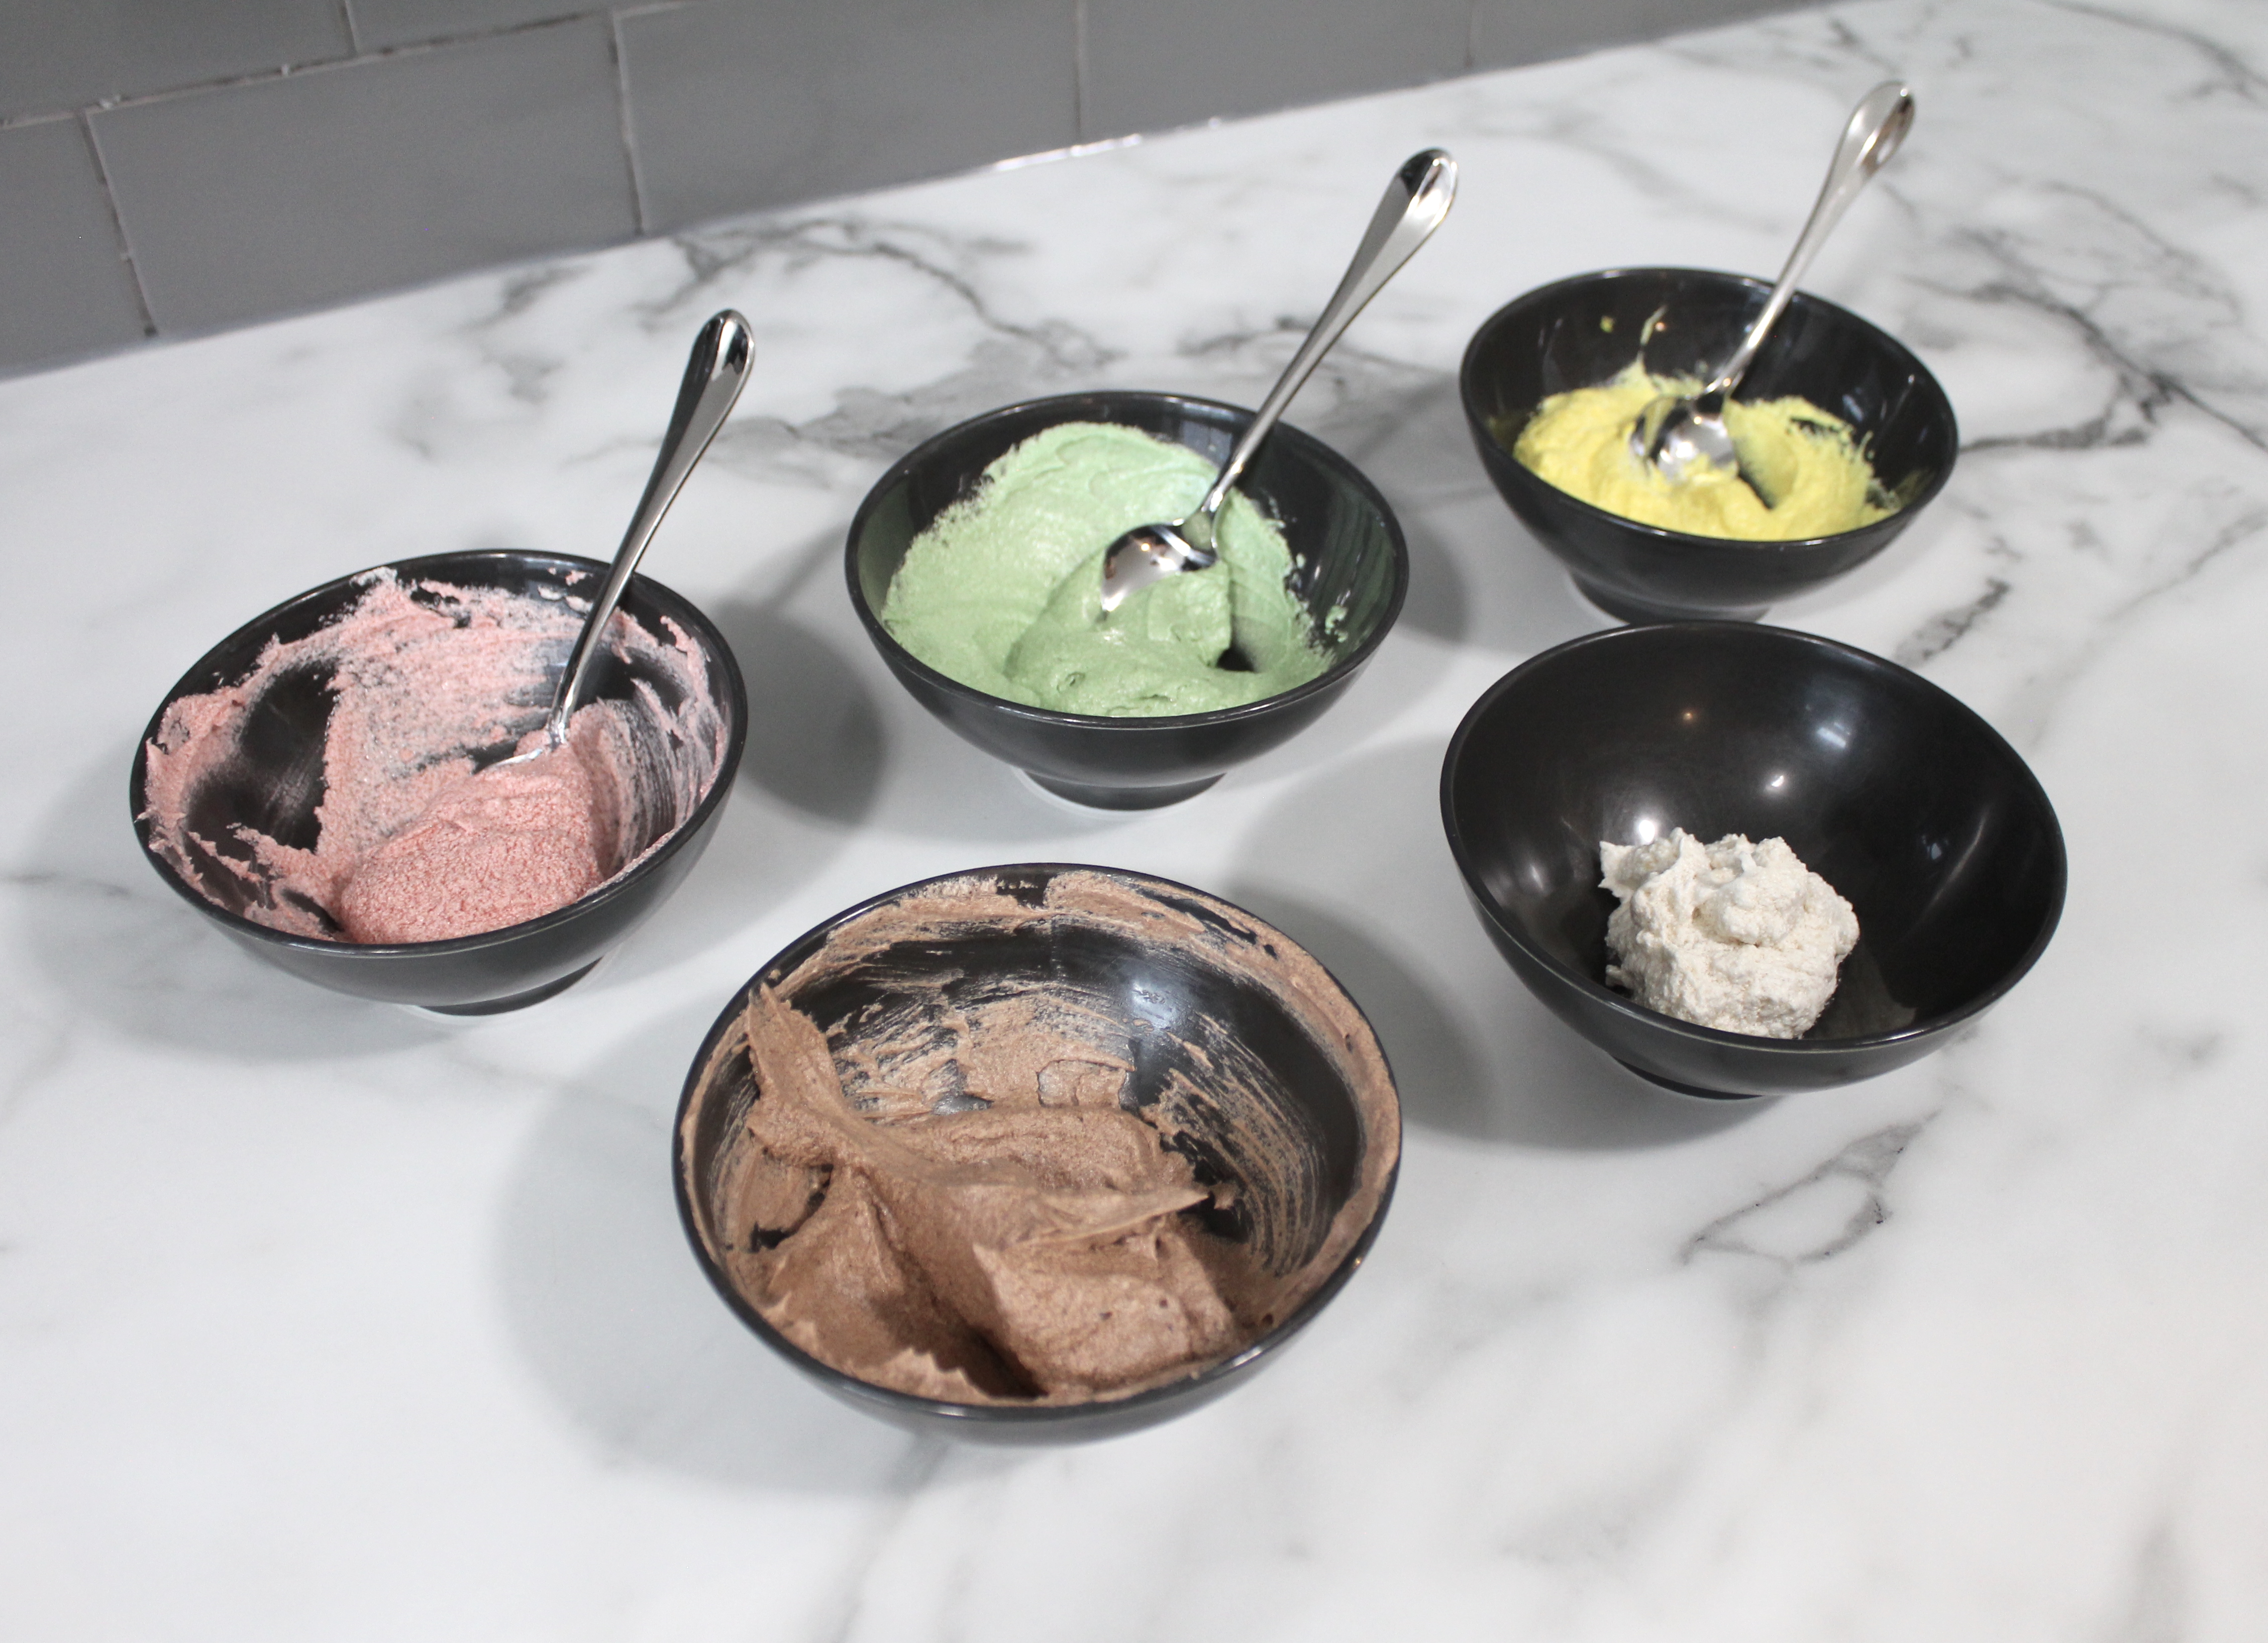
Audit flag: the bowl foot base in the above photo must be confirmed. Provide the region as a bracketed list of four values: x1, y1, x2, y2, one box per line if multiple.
[420, 958, 602, 1016]
[1572, 577, 1767, 627]
[1614, 1059, 1772, 1102]
[1023, 770, 1223, 809]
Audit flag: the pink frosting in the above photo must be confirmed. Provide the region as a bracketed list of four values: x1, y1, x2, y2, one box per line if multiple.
[335, 740, 605, 944]
[141, 570, 727, 945]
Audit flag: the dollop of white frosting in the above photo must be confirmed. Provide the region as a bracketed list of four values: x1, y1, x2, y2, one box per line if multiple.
[1599, 830, 1860, 1039]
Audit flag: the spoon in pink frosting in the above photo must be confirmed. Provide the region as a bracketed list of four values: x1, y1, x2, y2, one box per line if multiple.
[502, 308, 753, 764]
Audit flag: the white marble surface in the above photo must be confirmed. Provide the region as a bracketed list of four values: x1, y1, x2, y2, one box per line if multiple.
[6, 0, 2266, 1635]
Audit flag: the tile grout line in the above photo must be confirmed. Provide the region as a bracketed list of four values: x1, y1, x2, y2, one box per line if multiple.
[609, 10, 651, 238]
[77, 111, 159, 340]
[0, 108, 78, 134]
[1073, 0, 1090, 145]
[46, 12, 600, 120]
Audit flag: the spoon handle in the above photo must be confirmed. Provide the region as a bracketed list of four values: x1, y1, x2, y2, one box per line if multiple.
[1704, 81, 1913, 404]
[547, 310, 754, 744]
[1192, 149, 1457, 531]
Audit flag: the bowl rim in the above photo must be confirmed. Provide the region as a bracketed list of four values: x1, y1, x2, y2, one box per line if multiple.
[127, 548, 750, 958]
[671, 858, 1404, 1428]
[1438, 621, 2068, 1057]
[1457, 265, 1960, 552]
[842, 388, 1411, 730]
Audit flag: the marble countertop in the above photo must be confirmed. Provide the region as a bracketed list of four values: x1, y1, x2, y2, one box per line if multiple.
[6, 0, 2264, 1635]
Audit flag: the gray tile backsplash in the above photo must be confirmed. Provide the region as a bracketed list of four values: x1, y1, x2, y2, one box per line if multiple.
[94, 19, 637, 335]
[0, 0, 350, 119]
[1473, 0, 1797, 68]
[347, 0, 607, 52]
[619, 0, 1078, 234]
[1, 0, 1816, 376]
[1471, 0, 1648, 68]
[1083, 0, 1471, 142]
[0, 118, 150, 368]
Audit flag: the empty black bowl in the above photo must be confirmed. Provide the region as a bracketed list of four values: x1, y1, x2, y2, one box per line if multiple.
[130, 549, 747, 1013]
[1440, 624, 2064, 1099]
[846, 391, 1408, 808]
[674, 862, 1401, 1442]
[1461, 268, 1957, 623]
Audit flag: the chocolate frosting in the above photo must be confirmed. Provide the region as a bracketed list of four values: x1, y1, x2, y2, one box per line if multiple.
[681, 868, 1399, 1406]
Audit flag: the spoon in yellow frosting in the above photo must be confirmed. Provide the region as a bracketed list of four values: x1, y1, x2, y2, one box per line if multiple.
[1631, 82, 1914, 486]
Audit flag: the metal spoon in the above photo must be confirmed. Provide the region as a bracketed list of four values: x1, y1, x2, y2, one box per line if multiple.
[505, 309, 752, 764]
[1630, 81, 1914, 486]
[1097, 149, 1457, 612]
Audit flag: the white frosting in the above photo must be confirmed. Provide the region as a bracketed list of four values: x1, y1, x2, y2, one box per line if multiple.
[1600, 830, 1859, 1038]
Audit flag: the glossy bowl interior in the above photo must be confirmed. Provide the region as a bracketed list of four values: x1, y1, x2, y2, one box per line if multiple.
[1461, 267, 1958, 623]
[847, 390, 1408, 808]
[1441, 623, 2065, 1099]
[130, 549, 747, 1013]
[674, 863, 1401, 1442]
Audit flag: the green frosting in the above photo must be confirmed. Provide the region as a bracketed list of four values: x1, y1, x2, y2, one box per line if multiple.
[879, 422, 1329, 717]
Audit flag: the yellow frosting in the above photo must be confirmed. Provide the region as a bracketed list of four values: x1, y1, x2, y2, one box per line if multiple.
[1510, 362, 1892, 541]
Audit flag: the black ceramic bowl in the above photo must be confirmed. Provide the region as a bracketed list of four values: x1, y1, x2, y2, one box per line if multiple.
[1461, 268, 1957, 623]
[130, 549, 747, 1013]
[1440, 624, 2064, 1099]
[846, 391, 1408, 808]
[675, 863, 1400, 1442]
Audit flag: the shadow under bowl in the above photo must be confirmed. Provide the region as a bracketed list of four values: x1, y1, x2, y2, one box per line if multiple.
[129, 549, 748, 1013]
[1440, 623, 2065, 1099]
[846, 391, 1408, 809]
[674, 862, 1401, 1442]
[1460, 267, 1958, 623]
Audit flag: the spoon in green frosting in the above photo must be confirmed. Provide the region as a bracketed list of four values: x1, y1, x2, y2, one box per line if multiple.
[1098, 149, 1456, 613]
